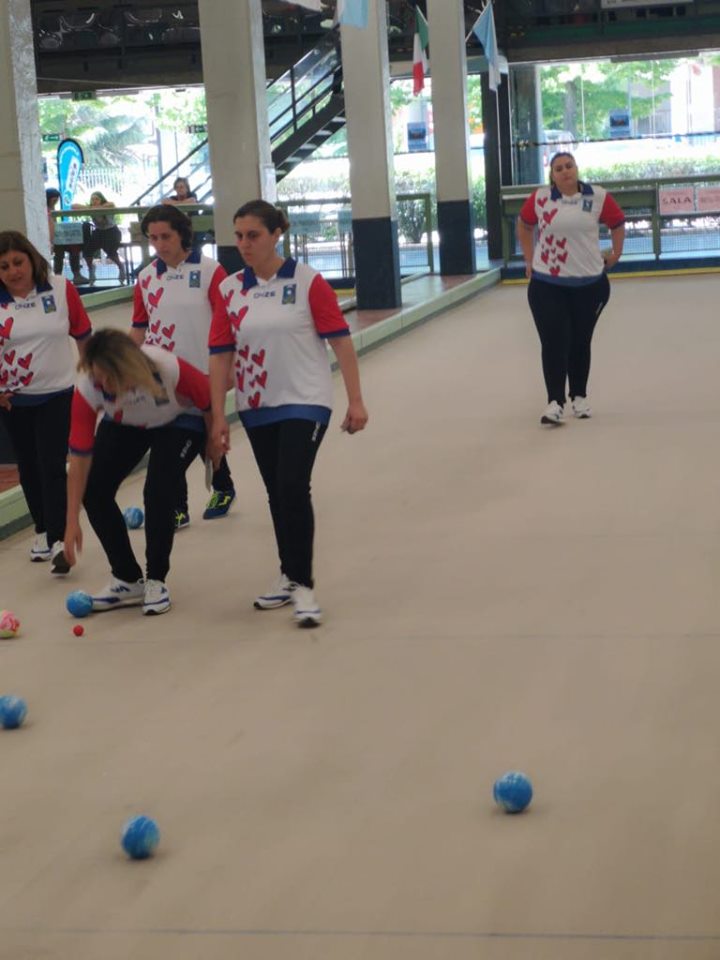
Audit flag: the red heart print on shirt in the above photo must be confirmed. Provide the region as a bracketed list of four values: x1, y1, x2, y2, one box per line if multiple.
[150, 319, 160, 334]
[19, 372, 33, 387]
[161, 323, 175, 338]
[4, 350, 15, 365]
[557, 251, 568, 264]
[113, 410, 124, 423]
[18, 353, 32, 370]
[251, 348, 265, 367]
[148, 288, 164, 310]
[541, 250, 549, 264]
[543, 209, 558, 225]
[550, 266, 560, 276]
[546, 234, 554, 245]
[0, 317, 14, 340]
[556, 237, 567, 249]
[230, 306, 248, 332]
[166, 340, 175, 351]
[239, 344, 250, 360]
[248, 391, 261, 408]
[236, 370, 245, 393]
[223, 289, 235, 309]
[252, 370, 268, 389]
[537, 196, 548, 208]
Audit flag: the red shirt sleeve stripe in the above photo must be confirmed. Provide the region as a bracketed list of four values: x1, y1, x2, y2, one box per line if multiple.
[131, 282, 149, 328]
[65, 281, 92, 339]
[519, 190, 539, 226]
[175, 356, 211, 410]
[68, 388, 99, 453]
[208, 264, 229, 312]
[308, 274, 349, 336]
[600, 193, 626, 229]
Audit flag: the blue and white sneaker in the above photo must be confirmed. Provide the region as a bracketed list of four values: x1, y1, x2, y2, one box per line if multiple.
[541, 401, 564, 425]
[143, 579, 171, 616]
[291, 584, 323, 628]
[30, 533, 51, 562]
[254, 573, 292, 610]
[91, 576, 145, 612]
[202, 489, 236, 520]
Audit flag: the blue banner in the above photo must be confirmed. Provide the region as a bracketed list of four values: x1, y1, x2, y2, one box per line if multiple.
[57, 139, 84, 209]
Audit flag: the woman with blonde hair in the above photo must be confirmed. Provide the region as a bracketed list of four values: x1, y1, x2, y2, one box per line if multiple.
[64, 328, 212, 615]
[76, 190, 125, 284]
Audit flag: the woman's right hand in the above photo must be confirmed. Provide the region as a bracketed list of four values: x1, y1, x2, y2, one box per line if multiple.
[63, 518, 83, 568]
[210, 415, 231, 461]
[525, 262, 532, 279]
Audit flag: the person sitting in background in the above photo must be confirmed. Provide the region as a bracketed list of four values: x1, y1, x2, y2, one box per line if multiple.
[46, 188, 89, 286]
[163, 177, 198, 206]
[74, 191, 126, 285]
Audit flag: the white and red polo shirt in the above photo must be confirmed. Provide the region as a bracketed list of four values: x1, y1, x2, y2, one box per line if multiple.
[0, 276, 91, 403]
[69, 345, 210, 455]
[209, 258, 350, 428]
[132, 250, 226, 374]
[519, 182, 625, 286]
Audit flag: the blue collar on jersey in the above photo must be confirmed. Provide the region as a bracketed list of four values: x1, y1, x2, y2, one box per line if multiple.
[550, 181, 594, 202]
[242, 257, 297, 291]
[0, 280, 53, 304]
[155, 248, 201, 276]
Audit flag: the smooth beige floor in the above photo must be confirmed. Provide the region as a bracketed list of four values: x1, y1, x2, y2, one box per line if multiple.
[2, 275, 720, 960]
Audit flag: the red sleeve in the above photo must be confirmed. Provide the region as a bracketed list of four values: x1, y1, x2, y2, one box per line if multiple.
[65, 281, 92, 339]
[207, 264, 228, 312]
[600, 193, 625, 229]
[175, 356, 211, 410]
[518, 191, 539, 226]
[209, 286, 237, 352]
[308, 274, 349, 338]
[68, 388, 99, 454]
[131, 283, 149, 328]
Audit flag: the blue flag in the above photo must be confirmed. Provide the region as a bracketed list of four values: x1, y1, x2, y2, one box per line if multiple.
[472, 3, 501, 93]
[57, 139, 84, 209]
[337, 0, 368, 29]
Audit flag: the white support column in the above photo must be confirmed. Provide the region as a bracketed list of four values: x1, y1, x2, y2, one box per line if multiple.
[427, 0, 476, 275]
[0, 0, 48, 252]
[342, 0, 401, 308]
[198, 0, 273, 272]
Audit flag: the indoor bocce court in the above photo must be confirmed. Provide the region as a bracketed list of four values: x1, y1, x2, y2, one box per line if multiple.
[2, 271, 720, 960]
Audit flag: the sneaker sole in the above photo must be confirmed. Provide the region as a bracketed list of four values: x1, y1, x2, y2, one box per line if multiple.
[540, 416, 564, 425]
[254, 596, 292, 610]
[30, 554, 51, 563]
[573, 412, 591, 419]
[91, 597, 144, 612]
[295, 614, 322, 628]
[143, 605, 171, 616]
[51, 552, 71, 575]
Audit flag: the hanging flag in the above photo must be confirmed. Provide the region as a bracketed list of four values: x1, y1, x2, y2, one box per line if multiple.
[278, 0, 323, 11]
[471, 2, 501, 93]
[412, 8, 429, 97]
[336, 0, 368, 29]
[56, 139, 84, 210]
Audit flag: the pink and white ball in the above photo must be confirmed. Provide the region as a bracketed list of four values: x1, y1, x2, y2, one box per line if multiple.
[0, 610, 20, 639]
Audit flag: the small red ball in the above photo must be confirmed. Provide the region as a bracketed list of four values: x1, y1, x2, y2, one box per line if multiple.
[72, 624, 85, 637]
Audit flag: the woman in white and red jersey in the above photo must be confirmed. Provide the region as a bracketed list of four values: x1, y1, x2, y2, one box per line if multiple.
[209, 200, 368, 628]
[130, 203, 235, 529]
[64, 329, 212, 616]
[517, 152, 625, 425]
[0, 230, 92, 575]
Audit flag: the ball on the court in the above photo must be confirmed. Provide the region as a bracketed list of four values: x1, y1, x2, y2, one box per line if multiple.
[0, 695, 27, 729]
[493, 771, 533, 814]
[0, 610, 20, 639]
[66, 591, 93, 618]
[123, 506, 144, 530]
[72, 624, 85, 637]
[121, 815, 160, 860]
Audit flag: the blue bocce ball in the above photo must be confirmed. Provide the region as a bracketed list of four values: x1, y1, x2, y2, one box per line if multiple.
[123, 506, 144, 529]
[493, 771, 533, 814]
[66, 590, 94, 619]
[0, 695, 28, 729]
[121, 815, 160, 860]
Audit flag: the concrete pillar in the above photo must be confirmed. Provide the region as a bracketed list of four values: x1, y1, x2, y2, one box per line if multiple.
[427, 0, 476, 276]
[198, 0, 274, 273]
[0, 0, 48, 252]
[342, 0, 401, 309]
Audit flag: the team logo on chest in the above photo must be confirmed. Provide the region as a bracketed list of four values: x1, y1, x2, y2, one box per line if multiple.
[281, 284, 296, 305]
[42, 295, 57, 313]
[583, 199, 593, 213]
[188, 270, 201, 288]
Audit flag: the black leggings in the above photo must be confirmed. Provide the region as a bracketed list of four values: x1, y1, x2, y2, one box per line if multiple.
[176, 453, 233, 513]
[83, 420, 204, 583]
[246, 418, 327, 589]
[528, 274, 610, 405]
[0, 392, 72, 546]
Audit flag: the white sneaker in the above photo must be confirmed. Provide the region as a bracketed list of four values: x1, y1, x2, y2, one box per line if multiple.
[291, 584, 323, 628]
[571, 396, 592, 419]
[254, 573, 293, 610]
[143, 579, 171, 616]
[50, 541, 70, 576]
[30, 533, 51, 562]
[91, 576, 145, 612]
[541, 401, 564, 425]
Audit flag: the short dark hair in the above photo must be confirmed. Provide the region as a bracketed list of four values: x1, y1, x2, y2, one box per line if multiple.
[140, 204, 193, 250]
[46, 187, 61, 205]
[0, 231, 50, 290]
[233, 200, 290, 235]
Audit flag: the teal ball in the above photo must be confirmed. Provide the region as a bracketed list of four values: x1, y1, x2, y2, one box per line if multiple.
[493, 771, 533, 813]
[123, 507, 144, 529]
[0, 695, 27, 729]
[121, 815, 160, 860]
[66, 590, 93, 618]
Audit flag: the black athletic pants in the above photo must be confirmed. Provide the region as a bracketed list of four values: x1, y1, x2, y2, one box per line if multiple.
[0, 392, 72, 547]
[83, 420, 204, 583]
[245, 418, 327, 589]
[176, 453, 233, 514]
[528, 273, 610, 406]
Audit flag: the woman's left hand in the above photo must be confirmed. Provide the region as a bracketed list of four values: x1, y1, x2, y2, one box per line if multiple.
[0, 392, 13, 411]
[603, 251, 621, 269]
[340, 399, 368, 435]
